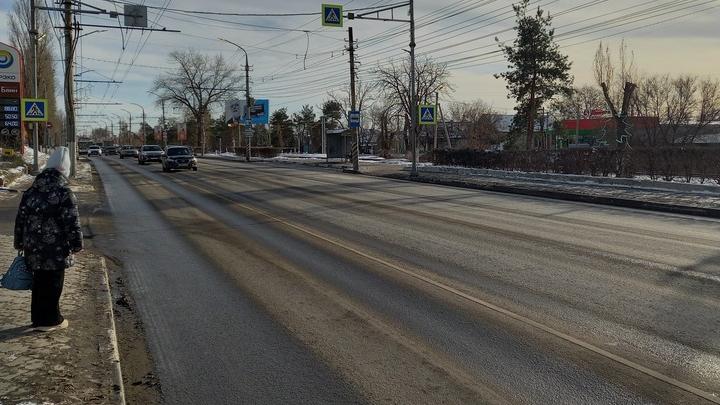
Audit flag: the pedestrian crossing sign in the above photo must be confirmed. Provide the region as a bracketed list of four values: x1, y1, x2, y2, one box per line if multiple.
[322, 4, 343, 27]
[21, 98, 48, 122]
[419, 104, 437, 125]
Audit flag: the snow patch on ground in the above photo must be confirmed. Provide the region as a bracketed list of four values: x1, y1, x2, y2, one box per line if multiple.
[22, 147, 49, 169]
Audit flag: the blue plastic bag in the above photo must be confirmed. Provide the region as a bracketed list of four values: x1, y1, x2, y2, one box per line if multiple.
[1, 253, 32, 290]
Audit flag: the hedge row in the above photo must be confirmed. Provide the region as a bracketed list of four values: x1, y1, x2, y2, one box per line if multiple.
[432, 147, 720, 183]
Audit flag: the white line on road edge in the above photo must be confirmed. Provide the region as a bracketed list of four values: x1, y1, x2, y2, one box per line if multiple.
[179, 179, 720, 404]
[99, 257, 127, 405]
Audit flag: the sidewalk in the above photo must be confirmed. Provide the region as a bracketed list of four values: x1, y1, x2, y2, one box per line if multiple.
[0, 162, 123, 405]
[204, 155, 720, 218]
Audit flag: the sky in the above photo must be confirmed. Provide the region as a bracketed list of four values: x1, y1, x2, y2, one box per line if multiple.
[1, 0, 719, 134]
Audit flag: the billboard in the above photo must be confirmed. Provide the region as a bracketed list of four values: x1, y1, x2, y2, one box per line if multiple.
[225, 99, 244, 124]
[250, 99, 269, 125]
[0, 42, 23, 152]
[0, 42, 21, 83]
[225, 99, 269, 125]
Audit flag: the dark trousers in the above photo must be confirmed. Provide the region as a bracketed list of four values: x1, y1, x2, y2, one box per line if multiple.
[31, 270, 65, 327]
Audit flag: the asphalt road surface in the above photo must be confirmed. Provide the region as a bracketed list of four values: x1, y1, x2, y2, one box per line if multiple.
[91, 156, 720, 404]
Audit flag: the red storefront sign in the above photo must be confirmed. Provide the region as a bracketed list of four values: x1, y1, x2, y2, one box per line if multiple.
[0, 82, 20, 97]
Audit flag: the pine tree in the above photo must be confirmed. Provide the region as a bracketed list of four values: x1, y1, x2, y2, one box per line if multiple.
[496, 0, 572, 150]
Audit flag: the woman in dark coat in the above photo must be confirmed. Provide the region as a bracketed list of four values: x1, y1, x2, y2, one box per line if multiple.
[14, 147, 83, 332]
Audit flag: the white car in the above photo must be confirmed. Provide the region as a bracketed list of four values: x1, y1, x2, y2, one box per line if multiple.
[88, 145, 102, 156]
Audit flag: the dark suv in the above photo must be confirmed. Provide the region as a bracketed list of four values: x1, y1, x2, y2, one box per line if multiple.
[162, 146, 198, 172]
[138, 145, 164, 165]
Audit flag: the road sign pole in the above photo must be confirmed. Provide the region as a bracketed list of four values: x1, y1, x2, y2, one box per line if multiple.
[409, 0, 417, 177]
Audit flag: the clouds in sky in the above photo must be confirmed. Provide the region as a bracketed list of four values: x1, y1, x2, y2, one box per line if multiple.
[2, 0, 719, 129]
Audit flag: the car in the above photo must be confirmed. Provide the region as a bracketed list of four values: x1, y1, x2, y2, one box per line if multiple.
[138, 145, 164, 165]
[87, 145, 102, 157]
[104, 145, 118, 155]
[162, 146, 198, 172]
[119, 145, 138, 159]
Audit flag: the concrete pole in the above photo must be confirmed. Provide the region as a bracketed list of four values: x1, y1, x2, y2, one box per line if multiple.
[64, 0, 76, 176]
[321, 116, 326, 156]
[348, 27, 359, 172]
[30, 0, 40, 173]
[409, 0, 417, 176]
[245, 51, 251, 162]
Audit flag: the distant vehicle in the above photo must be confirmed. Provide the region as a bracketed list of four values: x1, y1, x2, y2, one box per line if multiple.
[119, 145, 138, 159]
[162, 146, 198, 172]
[87, 145, 102, 157]
[78, 140, 93, 155]
[138, 145, 164, 165]
[104, 145, 119, 155]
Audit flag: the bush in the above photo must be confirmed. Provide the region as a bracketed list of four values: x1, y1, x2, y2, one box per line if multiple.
[432, 146, 720, 180]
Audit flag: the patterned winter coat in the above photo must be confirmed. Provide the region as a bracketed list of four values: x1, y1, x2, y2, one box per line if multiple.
[14, 168, 83, 272]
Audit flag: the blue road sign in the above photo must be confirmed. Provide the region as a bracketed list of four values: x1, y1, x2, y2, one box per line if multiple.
[21, 98, 48, 122]
[238, 99, 270, 125]
[322, 4, 343, 27]
[251, 99, 269, 125]
[418, 104, 437, 125]
[348, 110, 360, 128]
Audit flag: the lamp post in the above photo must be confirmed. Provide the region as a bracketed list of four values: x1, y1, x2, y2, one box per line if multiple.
[121, 109, 132, 145]
[148, 91, 168, 147]
[128, 102, 146, 145]
[109, 113, 122, 144]
[219, 38, 252, 162]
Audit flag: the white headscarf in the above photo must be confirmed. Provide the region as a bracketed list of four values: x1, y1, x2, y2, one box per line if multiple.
[45, 147, 71, 178]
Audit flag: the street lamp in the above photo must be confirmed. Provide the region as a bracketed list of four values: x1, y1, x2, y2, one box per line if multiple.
[148, 91, 168, 147]
[219, 38, 252, 162]
[128, 102, 146, 145]
[121, 109, 133, 145]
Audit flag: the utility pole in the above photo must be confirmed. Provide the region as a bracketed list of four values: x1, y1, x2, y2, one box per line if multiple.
[220, 39, 252, 161]
[409, 0, 417, 176]
[348, 27, 359, 172]
[30, 0, 40, 173]
[160, 98, 166, 147]
[129, 103, 145, 144]
[438, 102, 451, 148]
[321, 116, 326, 156]
[433, 92, 439, 150]
[245, 51, 251, 162]
[64, 0, 76, 176]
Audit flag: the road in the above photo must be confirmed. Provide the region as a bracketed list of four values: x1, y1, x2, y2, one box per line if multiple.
[91, 156, 720, 404]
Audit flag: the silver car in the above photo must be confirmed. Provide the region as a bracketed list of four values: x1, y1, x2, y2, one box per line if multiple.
[138, 145, 164, 165]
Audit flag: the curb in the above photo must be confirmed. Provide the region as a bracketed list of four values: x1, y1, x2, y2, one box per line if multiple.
[379, 172, 720, 219]
[420, 166, 720, 194]
[98, 256, 127, 405]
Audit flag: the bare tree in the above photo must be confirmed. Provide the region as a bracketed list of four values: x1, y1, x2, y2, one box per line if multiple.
[634, 74, 720, 145]
[549, 85, 606, 122]
[375, 56, 452, 149]
[152, 50, 240, 154]
[447, 100, 501, 149]
[368, 100, 400, 157]
[327, 80, 376, 123]
[593, 40, 638, 145]
[8, 0, 60, 144]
